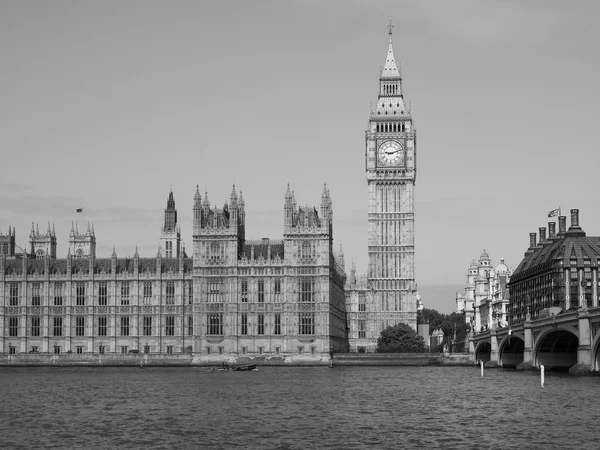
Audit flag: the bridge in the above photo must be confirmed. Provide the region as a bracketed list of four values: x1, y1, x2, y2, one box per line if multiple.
[470, 304, 600, 374]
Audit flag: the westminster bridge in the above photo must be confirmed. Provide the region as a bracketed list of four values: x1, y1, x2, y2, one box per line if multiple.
[469, 305, 600, 374]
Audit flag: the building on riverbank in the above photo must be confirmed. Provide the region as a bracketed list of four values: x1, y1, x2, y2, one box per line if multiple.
[0, 186, 349, 357]
[470, 209, 600, 373]
[456, 250, 511, 334]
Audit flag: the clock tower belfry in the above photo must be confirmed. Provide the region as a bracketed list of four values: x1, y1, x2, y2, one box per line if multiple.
[365, 20, 418, 331]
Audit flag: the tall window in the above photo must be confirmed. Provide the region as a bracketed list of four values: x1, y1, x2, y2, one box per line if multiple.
[53, 283, 63, 306]
[120, 317, 129, 336]
[32, 283, 41, 306]
[9, 283, 18, 306]
[207, 313, 223, 335]
[165, 316, 175, 336]
[143, 282, 152, 305]
[300, 241, 312, 259]
[188, 316, 193, 335]
[75, 316, 85, 336]
[53, 317, 63, 337]
[9, 316, 18, 336]
[143, 316, 152, 336]
[76, 282, 85, 306]
[241, 279, 248, 303]
[358, 292, 366, 312]
[274, 279, 281, 299]
[258, 279, 265, 303]
[299, 313, 314, 335]
[208, 280, 221, 303]
[187, 282, 193, 305]
[31, 317, 41, 336]
[358, 320, 366, 339]
[98, 316, 107, 336]
[274, 314, 281, 335]
[120, 282, 130, 306]
[166, 281, 175, 305]
[257, 314, 265, 335]
[98, 282, 108, 306]
[241, 313, 248, 335]
[299, 278, 314, 302]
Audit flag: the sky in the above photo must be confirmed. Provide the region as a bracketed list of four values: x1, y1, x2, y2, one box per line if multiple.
[1, 1, 599, 313]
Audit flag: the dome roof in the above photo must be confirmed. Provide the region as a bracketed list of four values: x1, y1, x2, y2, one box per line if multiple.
[469, 259, 478, 269]
[495, 257, 509, 275]
[479, 249, 491, 261]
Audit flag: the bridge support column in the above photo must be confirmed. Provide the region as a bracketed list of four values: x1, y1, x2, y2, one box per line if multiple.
[570, 307, 592, 375]
[488, 329, 500, 367]
[517, 317, 535, 370]
[468, 332, 475, 363]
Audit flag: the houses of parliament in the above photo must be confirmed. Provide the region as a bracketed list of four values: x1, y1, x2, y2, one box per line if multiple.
[0, 24, 418, 358]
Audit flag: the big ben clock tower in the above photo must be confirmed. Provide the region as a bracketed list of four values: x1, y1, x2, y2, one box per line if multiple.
[366, 20, 418, 331]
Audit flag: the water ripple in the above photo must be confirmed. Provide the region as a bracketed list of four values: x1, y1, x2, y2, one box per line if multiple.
[1, 366, 600, 449]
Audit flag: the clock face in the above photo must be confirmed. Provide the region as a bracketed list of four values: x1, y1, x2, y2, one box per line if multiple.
[378, 140, 403, 166]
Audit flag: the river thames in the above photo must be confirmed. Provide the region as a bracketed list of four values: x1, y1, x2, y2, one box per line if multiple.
[1, 366, 599, 449]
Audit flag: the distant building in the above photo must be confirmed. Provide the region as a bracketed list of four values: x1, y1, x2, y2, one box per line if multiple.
[456, 250, 512, 333]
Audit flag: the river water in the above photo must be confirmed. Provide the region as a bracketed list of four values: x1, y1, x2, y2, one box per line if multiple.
[1, 366, 599, 449]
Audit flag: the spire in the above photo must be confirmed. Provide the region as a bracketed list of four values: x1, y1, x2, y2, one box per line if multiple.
[230, 184, 238, 206]
[112, 245, 117, 258]
[36, 223, 40, 235]
[381, 18, 400, 79]
[52, 223, 56, 236]
[194, 184, 201, 204]
[134, 246, 139, 258]
[30, 222, 35, 238]
[75, 222, 79, 234]
[47, 221, 51, 235]
[239, 188, 245, 207]
[87, 221, 90, 234]
[202, 190, 210, 209]
[91, 222, 95, 235]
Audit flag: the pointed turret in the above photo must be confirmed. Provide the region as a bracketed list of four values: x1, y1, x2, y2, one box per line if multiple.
[47, 221, 51, 235]
[52, 223, 56, 237]
[371, 18, 407, 119]
[284, 184, 294, 231]
[381, 18, 401, 80]
[30, 222, 35, 238]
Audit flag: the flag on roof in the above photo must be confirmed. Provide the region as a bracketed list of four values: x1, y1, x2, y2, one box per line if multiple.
[548, 208, 560, 217]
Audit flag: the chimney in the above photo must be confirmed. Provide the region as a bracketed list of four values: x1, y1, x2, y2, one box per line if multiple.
[566, 208, 585, 237]
[570, 209, 579, 228]
[539, 227, 547, 242]
[558, 216, 567, 236]
[548, 222, 556, 239]
[529, 232, 537, 248]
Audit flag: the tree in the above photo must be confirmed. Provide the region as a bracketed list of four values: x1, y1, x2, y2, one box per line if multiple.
[376, 323, 426, 353]
[418, 308, 444, 333]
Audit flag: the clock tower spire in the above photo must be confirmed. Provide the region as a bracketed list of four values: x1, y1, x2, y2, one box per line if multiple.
[365, 19, 418, 331]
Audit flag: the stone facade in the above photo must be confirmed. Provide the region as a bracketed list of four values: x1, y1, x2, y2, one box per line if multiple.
[456, 250, 511, 333]
[0, 186, 349, 358]
[345, 22, 418, 352]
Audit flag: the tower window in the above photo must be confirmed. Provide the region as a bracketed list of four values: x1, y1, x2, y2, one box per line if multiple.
[76, 282, 86, 306]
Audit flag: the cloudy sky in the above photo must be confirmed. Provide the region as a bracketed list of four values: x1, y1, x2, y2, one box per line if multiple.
[1, 1, 599, 311]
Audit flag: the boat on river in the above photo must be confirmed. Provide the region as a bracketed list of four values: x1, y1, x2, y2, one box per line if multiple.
[232, 363, 257, 371]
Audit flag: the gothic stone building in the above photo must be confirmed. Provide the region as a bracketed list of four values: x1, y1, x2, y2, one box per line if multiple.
[0, 185, 348, 357]
[345, 23, 418, 352]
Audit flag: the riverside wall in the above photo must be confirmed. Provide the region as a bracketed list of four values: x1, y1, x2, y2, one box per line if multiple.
[0, 352, 473, 367]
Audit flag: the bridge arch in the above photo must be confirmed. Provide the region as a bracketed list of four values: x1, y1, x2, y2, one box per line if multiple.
[534, 326, 579, 371]
[498, 334, 524, 368]
[475, 341, 491, 363]
[591, 327, 600, 371]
